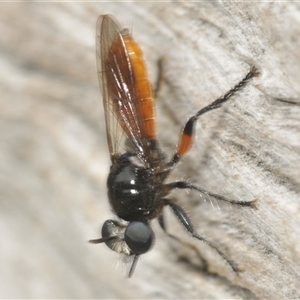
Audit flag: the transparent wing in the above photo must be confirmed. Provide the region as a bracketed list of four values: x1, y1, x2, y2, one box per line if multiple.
[96, 15, 154, 165]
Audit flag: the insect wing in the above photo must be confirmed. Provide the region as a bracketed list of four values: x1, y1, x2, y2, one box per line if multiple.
[96, 15, 150, 164]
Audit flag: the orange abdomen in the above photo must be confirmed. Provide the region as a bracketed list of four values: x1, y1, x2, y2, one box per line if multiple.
[123, 34, 156, 140]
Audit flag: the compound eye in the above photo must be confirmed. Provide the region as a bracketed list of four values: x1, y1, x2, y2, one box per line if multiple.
[101, 220, 114, 238]
[100, 220, 124, 253]
[124, 222, 154, 255]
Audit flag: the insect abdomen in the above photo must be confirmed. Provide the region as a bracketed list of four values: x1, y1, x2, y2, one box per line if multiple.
[123, 34, 156, 140]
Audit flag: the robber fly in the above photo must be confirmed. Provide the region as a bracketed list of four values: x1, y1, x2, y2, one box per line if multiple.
[89, 14, 259, 277]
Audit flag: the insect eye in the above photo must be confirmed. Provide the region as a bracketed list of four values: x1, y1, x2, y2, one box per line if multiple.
[101, 220, 116, 238]
[101, 220, 122, 238]
[99, 220, 124, 253]
[125, 222, 155, 255]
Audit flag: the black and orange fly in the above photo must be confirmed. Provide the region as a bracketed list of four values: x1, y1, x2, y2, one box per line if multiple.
[89, 14, 259, 277]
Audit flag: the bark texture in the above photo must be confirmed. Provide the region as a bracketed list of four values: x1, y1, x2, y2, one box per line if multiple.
[1, 2, 300, 299]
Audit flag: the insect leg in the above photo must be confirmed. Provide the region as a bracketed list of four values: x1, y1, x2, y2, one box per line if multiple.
[165, 181, 257, 209]
[154, 57, 165, 98]
[165, 199, 243, 272]
[158, 209, 209, 270]
[168, 67, 259, 167]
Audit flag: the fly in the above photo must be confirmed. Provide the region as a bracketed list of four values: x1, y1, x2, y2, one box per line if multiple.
[89, 14, 259, 277]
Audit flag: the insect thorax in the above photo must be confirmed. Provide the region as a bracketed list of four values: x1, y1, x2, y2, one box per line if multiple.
[107, 153, 164, 222]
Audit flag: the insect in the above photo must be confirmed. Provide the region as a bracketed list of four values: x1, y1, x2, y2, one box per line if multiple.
[90, 14, 259, 277]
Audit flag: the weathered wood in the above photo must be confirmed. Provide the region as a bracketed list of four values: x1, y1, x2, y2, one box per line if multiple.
[0, 2, 299, 299]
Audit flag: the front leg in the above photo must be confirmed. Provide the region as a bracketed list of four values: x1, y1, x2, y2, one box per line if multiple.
[158, 209, 209, 271]
[165, 199, 244, 273]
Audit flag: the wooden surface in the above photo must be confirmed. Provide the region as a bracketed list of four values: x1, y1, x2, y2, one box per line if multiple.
[1, 2, 300, 299]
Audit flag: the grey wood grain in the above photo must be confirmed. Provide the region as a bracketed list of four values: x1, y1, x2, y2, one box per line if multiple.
[0, 2, 299, 299]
